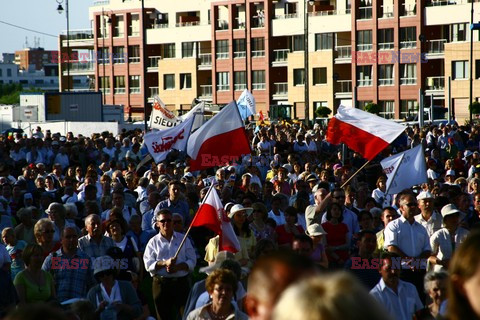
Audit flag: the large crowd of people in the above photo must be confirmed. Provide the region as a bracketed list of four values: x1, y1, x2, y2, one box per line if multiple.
[0, 121, 480, 320]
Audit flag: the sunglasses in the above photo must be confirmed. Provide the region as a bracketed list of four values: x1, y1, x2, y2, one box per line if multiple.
[43, 230, 55, 234]
[405, 202, 418, 207]
[158, 219, 172, 224]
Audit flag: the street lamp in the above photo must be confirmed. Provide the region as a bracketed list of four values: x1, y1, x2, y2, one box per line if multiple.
[101, 8, 112, 105]
[57, 0, 70, 91]
[304, 0, 315, 125]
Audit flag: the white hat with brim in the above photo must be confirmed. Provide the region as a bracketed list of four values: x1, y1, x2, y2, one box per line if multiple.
[228, 204, 253, 219]
[417, 191, 434, 200]
[440, 204, 463, 219]
[305, 223, 328, 236]
[199, 251, 235, 275]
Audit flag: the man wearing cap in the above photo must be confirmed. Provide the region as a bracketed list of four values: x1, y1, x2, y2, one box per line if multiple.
[444, 170, 456, 185]
[429, 204, 469, 272]
[144, 208, 196, 320]
[415, 191, 442, 237]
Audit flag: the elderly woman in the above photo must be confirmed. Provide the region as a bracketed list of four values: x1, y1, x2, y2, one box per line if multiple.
[429, 204, 469, 271]
[187, 269, 248, 320]
[416, 271, 448, 320]
[33, 218, 61, 258]
[13, 243, 55, 304]
[87, 255, 142, 320]
[45, 202, 78, 242]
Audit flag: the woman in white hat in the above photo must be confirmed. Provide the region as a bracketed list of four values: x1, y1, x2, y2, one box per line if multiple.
[305, 224, 328, 269]
[429, 204, 469, 272]
[230, 204, 256, 267]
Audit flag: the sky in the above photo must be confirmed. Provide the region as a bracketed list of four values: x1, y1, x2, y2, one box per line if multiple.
[0, 0, 93, 58]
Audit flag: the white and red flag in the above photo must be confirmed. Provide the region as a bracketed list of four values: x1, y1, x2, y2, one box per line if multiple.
[187, 101, 251, 171]
[327, 106, 405, 160]
[190, 187, 240, 253]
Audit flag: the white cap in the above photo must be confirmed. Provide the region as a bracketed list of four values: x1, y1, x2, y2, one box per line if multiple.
[416, 191, 434, 200]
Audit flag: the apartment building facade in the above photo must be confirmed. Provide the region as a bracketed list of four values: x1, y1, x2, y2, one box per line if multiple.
[59, 0, 480, 122]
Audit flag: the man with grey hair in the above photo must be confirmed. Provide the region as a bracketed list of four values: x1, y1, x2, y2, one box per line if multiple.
[78, 214, 115, 259]
[305, 187, 329, 227]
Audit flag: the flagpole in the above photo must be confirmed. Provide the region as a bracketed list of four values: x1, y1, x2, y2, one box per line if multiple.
[340, 159, 371, 189]
[172, 185, 216, 260]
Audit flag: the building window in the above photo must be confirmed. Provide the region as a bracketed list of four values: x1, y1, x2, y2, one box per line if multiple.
[293, 35, 304, 52]
[128, 14, 140, 36]
[128, 46, 140, 63]
[113, 15, 124, 37]
[357, 65, 372, 86]
[114, 76, 125, 94]
[180, 73, 191, 89]
[313, 101, 328, 110]
[400, 63, 417, 84]
[400, 100, 418, 119]
[99, 48, 110, 64]
[252, 38, 265, 57]
[216, 40, 229, 59]
[0, 69, 2, 77]
[217, 72, 229, 91]
[452, 60, 469, 80]
[7, 69, 12, 77]
[164, 74, 175, 90]
[476, 60, 480, 79]
[379, 101, 395, 119]
[359, 0, 373, 19]
[315, 33, 334, 50]
[451, 23, 467, 42]
[378, 29, 394, 50]
[378, 64, 394, 85]
[182, 42, 195, 58]
[99, 76, 110, 94]
[294, 69, 305, 86]
[113, 46, 125, 63]
[164, 43, 175, 59]
[400, 27, 416, 49]
[234, 71, 246, 91]
[234, 39, 246, 58]
[252, 70, 266, 90]
[357, 30, 372, 51]
[129, 75, 141, 93]
[312, 68, 327, 85]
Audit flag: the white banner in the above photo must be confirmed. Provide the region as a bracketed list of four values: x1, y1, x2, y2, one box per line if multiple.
[381, 145, 428, 195]
[179, 101, 205, 132]
[237, 89, 256, 120]
[149, 96, 182, 129]
[144, 116, 194, 163]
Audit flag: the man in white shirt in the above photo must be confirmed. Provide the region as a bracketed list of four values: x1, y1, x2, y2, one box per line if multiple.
[370, 253, 423, 320]
[415, 191, 442, 237]
[144, 208, 196, 320]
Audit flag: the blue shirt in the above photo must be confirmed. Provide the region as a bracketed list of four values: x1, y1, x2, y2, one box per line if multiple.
[156, 198, 190, 226]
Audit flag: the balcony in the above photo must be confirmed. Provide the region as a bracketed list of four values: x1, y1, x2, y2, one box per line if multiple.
[378, 42, 394, 50]
[358, 79, 372, 87]
[147, 56, 161, 72]
[114, 88, 126, 94]
[426, 39, 447, 59]
[129, 56, 140, 63]
[64, 61, 94, 75]
[234, 84, 247, 91]
[358, 6, 372, 19]
[400, 77, 417, 85]
[217, 84, 230, 91]
[252, 83, 266, 90]
[335, 80, 352, 98]
[233, 17, 246, 30]
[152, 23, 169, 29]
[426, 76, 445, 91]
[93, 0, 109, 6]
[216, 20, 229, 31]
[273, 13, 298, 19]
[357, 44, 373, 51]
[273, 82, 288, 100]
[216, 52, 229, 59]
[148, 87, 159, 102]
[199, 85, 212, 99]
[380, 5, 394, 18]
[272, 49, 289, 66]
[130, 87, 141, 94]
[62, 29, 94, 48]
[198, 53, 212, 70]
[234, 51, 246, 59]
[426, 0, 467, 6]
[401, 4, 416, 16]
[379, 78, 394, 86]
[252, 50, 265, 58]
[175, 21, 201, 28]
[335, 46, 351, 63]
[400, 41, 416, 49]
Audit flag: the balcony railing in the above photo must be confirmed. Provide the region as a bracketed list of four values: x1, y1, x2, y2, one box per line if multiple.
[252, 83, 266, 90]
[148, 56, 162, 69]
[217, 84, 230, 91]
[380, 5, 394, 18]
[273, 13, 298, 19]
[199, 53, 212, 67]
[336, 80, 352, 93]
[234, 51, 246, 58]
[358, 6, 372, 19]
[114, 88, 126, 94]
[200, 85, 212, 97]
[216, 52, 229, 59]
[129, 56, 140, 63]
[67, 61, 94, 72]
[400, 77, 417, 85]
[150, 87, 159, 97]
[233, 18, 246, 29]
[379, 78, 394, 86]
[152, 23, 169, 29]
[401, 4, 416, 16]
[175, 21, 200, 27]
[358, 79, 372, 86]
[252, 50, 265, 58]
[93, 0, 109, 6]
[428, 39, 447, 53]
[427, 0, 468, 6]
[400, 41, 416, 49]
[130, 87, 141, 94]
[336, 46, 352, 59]
[426, 76, 445, 90]
[378, 42, 394, 50]
[100, 88, 110, 94]
[252, 18, 265, 28]
[273, 49, 289, 62]
[357, 44, 373, 51]
[217, 20, 229, 30]
[234, 84, 247, 91]
[113, 55, 125, 64]
[274, 82, 288, 95]
[65, 29, 93, 41]
[308, 9, 352, 16]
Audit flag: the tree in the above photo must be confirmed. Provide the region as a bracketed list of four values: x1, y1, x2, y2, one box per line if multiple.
[469, 101, 480, 115]
[315, 106, 332, 118]
[364, 102, 380, 115]
[0, 84, 43, 105]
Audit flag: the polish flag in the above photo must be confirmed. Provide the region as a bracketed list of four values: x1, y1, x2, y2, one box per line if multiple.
[258, 110, 265, 122]
[191, 187, 241, 253]
[327, 106, 405, 160]
[187, 101, 251, 171]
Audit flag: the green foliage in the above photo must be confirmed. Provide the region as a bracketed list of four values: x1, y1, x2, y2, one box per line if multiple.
[0, 84, 44, 105]
[364, 102, 381, 115]
[315, 106, 332, 118]
[469, 101, 480, 114]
